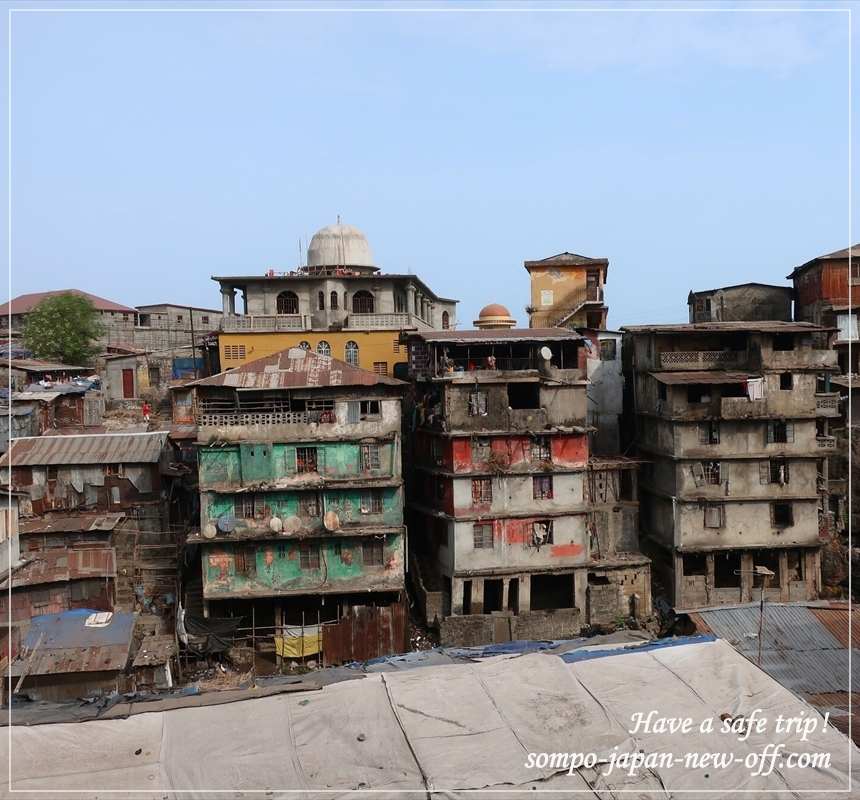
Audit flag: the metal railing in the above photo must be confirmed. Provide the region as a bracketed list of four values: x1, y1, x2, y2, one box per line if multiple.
[222, 314, 306, 331]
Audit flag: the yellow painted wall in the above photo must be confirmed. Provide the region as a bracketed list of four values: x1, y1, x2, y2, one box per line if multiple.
[219, 330, 407, 372]
[528, 266, 588, 326]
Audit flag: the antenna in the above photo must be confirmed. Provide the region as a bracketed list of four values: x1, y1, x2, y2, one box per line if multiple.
[298, 238, 302, 268]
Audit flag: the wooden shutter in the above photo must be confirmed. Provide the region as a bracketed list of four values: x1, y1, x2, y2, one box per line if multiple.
[691, 463, 705, 487]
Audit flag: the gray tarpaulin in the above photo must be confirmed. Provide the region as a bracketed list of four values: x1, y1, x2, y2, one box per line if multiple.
[1, 638, 856, 799]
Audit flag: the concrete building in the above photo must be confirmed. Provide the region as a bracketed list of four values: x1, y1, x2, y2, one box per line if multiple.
[133, 304, 222, 352]
[178, 347, 409, 665]
[525, 252, 609, 329]
[687, 283, 794, 323]
[621, 320, 839, 610]
[406, 327, 650, 646]
[213, 222, 458, 374]
[583, 329, 624, 456]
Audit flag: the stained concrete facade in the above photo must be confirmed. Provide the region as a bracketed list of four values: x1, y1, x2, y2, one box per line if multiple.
[688, 283, 794, 323]
[622, 321, 837, 609]
[406, 329, 650, 644]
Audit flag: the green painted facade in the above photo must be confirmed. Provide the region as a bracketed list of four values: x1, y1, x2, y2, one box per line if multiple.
[203, 486, 403, 533]
[202, 534, 404, 598]
[198, 441, 397, 489]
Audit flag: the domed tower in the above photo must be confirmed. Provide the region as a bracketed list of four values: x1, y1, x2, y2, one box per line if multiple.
[306, 222, 377, 275]
[473, 303, 516, 329]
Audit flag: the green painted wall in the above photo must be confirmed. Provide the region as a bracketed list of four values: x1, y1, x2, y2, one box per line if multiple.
[202, 534, 403, 597]
[203, 486, 403, 531]
[199, 441, 396, 488]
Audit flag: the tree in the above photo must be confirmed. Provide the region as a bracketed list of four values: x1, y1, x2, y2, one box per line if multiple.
[22, 293, 105, 365]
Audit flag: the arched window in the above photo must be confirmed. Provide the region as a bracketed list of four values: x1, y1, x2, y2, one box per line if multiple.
[345, 340, 359, 366]
[330, 291, 339, 310]
[318, 291, 325, 311]
[352, 290, 375, 314]
[343, 291, 348, 310]
[316, 340, 331, 357]
[277, 291, 299, 315]
[442, 311, 450, 330]
[298, 341, 310, 350]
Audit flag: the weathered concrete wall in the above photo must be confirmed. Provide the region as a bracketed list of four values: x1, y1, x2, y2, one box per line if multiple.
[587, 331, 623, 456]
[688, 286, 793, 323]
[586, 565, 652, 623]
[671, 458, 818, 501]
[449, 472, 586, 516]
[439, 608, 582, 646]
[201, 533, 404, 598]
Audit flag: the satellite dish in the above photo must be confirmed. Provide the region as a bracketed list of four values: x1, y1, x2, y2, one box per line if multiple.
[203, 524, 217, 540]
[539, 346, 553, 361]
[283, 516, 302, 534]
[216, 515, 236, 533]
[269, 516, 283, 533]
[324, 511, 341, 532]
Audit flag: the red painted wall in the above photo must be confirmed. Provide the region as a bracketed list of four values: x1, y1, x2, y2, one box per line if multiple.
[450, 433, 588, 473]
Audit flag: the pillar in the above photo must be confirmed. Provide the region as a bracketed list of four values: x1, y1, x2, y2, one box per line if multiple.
[451, 577, 464, 615]
[471, 579, 484, 615]
[519, 575, 531, 614]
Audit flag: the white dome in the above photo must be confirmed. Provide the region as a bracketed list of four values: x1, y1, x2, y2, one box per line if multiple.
[307, 223, 375, 268]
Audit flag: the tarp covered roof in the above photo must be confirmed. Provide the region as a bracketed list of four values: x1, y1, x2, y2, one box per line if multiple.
[0, 431, 168, 467]
[2, 636, 856, 796]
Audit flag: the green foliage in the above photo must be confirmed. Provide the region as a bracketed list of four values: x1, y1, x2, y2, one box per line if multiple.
[22, 293, 105, 365]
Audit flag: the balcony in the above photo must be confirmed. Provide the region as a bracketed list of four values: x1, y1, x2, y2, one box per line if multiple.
[346, 313, 433, 330]
[815, 392, 840, 418]
[198, 410, 335, 428]
[816, 435, 837, 451]
[222, 314, 306, 332]
[720, 397, 767, 419]
[659, 350, 745, 371]
[764, 349, 838, 370]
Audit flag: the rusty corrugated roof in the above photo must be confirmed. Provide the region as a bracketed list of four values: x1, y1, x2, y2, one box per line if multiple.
[187, 349, 404, 389]
[810, 605, 859, 649]
[18, 513, 124, 536]
[0, 431, 168, 467]
[5, 548, 116, 588]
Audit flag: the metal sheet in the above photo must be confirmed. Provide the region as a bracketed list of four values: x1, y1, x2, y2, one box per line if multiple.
[0, 431, 168, 467]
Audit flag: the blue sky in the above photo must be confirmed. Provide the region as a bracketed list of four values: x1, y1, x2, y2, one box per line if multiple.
[1, 1, 856, 327]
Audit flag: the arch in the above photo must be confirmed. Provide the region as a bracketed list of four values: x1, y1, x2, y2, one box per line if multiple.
[345, 340, 359, 366]
[276, 291, 299, 315]
[330, 291, 339, 310]
[298, 341, 310, 350]
[316, 340, 331, 357]
[352, 290, 375, 314]
[442, 311, 450, 330]
[318, 291, 325, 311]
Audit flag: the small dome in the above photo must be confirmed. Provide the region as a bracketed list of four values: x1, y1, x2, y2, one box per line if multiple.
[307, 223, 375, 269]
[479, 303, 512, 318]
[474, 302, 516, 329]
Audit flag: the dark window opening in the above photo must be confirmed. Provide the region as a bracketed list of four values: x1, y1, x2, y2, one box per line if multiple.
[620, 469, 635, 500]
[658, 382, 667, 401]
[330, 291, 339, 310]
[483, 579, 503, 613]
[771, 502, 793, 527]
[462, 580, 472, 614]
[779, 373, 793, 390]
[702, 461, 722, 485]
[713, 551, 741, 588]
[767, 421, 794, 444]
[507, 578, 519, 613]
[588, 573, 610, 585]
[235, 494, 258, 519]
[352, 290, 375, 314]
[773, 333, 795, 351]
[722, 382, 747, 398]
[359, 400, 380, 419]
[753, 550, 781, 587]
[699, 422, 720, 444]
[687, 384, 711, 404]
[530, 436, 552, 462]
[276, 291, 299, 315]
[599, 339, 617, 361]
[471, 478, 492, 504]
[299, 543, 320, 570]
[296, 447, 318, 473]
[507, 382, 540, 409]
[533, 475, 553, 499]
[786, 549, 805, 581]
[442, 311, 450, 330]
[300, 493, 320, 516]
[362, 538, 384, 566]
[530, 574, 574, 610]
[361, 444, 381, 471]
[683, 553, 708, 576]
[761, 459, 790, 485]
[318, 291, 325, 310]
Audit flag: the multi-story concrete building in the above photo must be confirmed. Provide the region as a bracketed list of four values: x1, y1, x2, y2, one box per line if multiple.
[622, 321, 839, 610]
[525, 252, 608, 329]
[213, 222, 457, 374]
[177, 346, 408, 664]
[687, 283, 794, 323]
[406, 327, 650, 646]
[133, 304, 223, 351]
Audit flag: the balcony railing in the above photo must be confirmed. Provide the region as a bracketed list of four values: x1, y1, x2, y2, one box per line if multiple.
[198, 410, 336, 427]
[815, 392, 840, 418]
[816, 435, 837, 451]
[659, 350, 744, 370]
[346, 313, 435, 330]
[222, 314, 306, 331]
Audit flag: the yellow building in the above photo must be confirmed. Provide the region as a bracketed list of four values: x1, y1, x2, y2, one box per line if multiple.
[524, 252, 608, 329]
[214, 222, 458, 374]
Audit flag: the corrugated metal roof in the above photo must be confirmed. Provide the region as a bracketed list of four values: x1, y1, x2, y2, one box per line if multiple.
[810, 605, 859, 649]
[5, 548, 116, 588]
[187, 349, 404, 389]
[413, 328, 583, 344]
[0, 431, 168, 467]
[693, 603, 858, 696]
[622, 321, 829, 334]
[18, 513, 124, 536]
[10, 609, 135, 676]
[650, 370, 757, 385]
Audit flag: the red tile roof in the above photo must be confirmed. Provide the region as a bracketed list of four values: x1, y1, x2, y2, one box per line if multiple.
[0, 290, 136, 316]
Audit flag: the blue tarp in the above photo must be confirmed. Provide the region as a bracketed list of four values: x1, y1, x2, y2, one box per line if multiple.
[22, 609, 136, 650]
